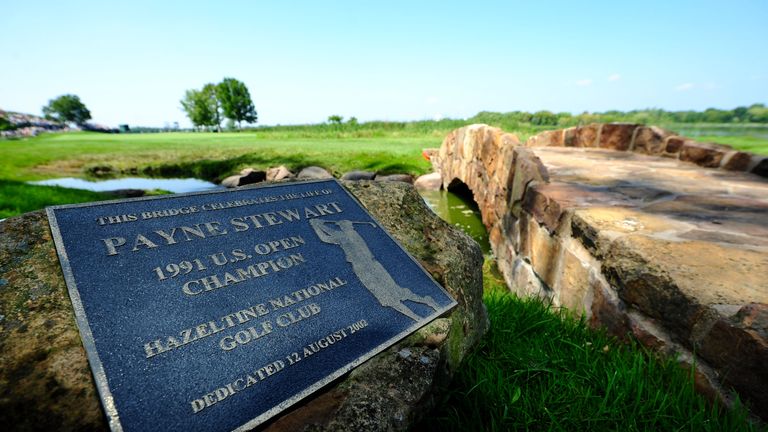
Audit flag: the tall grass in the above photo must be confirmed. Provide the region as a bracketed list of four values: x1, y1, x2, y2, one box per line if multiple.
[420, 261, 758, 431]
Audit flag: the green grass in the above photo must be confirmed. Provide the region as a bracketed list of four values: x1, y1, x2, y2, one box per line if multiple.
[419, 261, 758, 431]
[0, 180, 113, 219]
[0, 122, 765, 219]
[694, 135, 768, 155]
[0, 130, 436, 182]
[1, 123, 764, 427]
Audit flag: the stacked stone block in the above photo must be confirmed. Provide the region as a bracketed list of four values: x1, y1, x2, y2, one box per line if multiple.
[433, 123, 768, 418]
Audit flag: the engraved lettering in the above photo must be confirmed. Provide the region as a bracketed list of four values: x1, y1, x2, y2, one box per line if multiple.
[131, 234, 158, 252]
[230, 217, 249, 232]
[153, 228, 178, 245]
[102, 237, 126, 256]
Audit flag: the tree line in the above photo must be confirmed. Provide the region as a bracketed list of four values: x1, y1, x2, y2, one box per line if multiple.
[180, 78, 257, 131]
[470, 104, 768, 128]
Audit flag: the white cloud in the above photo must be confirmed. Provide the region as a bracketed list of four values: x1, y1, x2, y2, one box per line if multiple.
[608, 73, 621, 81]
[576, 79, 593, 87]
[675, 83, 695, 91]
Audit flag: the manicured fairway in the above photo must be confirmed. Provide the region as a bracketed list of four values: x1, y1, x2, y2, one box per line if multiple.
[0, 131, 436, 182]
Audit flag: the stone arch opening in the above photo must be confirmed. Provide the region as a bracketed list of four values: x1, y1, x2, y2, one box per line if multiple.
[444, 178, 490, 253]
[447, 178, 478, 207]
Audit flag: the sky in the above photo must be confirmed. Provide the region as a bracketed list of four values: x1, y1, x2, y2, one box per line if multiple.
[1, 0, 767, 127]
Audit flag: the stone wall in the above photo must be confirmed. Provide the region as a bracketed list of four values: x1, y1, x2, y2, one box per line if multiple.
[432, 123, 768, 417]
[526, 123, 767, 175]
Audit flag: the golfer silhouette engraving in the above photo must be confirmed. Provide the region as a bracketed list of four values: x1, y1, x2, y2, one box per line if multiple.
[309, 218, 440, 321]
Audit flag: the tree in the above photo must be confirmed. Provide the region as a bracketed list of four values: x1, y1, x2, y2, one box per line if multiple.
[202, 83, 223, 132]
[180, 84, 222, 131]
[530, 110, 558, 126]
[42, 94, 91, 125]
[181, 89, 215, 130]
[328, 115, 344, 125]
[216, 78, 257, 129]
[747, 104, 768, 123]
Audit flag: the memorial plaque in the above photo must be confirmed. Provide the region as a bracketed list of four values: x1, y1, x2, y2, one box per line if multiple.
[47, 179, 456, 432]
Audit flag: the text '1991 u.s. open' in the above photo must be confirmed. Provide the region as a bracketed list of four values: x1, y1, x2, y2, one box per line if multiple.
[46, 179, 457, 432]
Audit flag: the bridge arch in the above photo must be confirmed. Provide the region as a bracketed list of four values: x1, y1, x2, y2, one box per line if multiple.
[429, 123, 768, 415]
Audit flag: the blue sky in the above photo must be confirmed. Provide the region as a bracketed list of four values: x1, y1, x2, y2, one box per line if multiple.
[1, 0, 766, 127]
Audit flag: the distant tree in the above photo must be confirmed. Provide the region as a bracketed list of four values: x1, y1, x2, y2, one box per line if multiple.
[42, 94, 91, 125]
[328, 115, 344, 125]
[0, 115, 14, 131]
[702, 108, 732, 123]
[347, 116, 359, 127]
[202, 83, 223, 132]
[216, 78, 257, 129]
[733, 106, 749, 122]
[530, 110, 558, 126]
[747, 104, 768, 123]
[180, 84, 223, 131]
[181, 89, 215, 131]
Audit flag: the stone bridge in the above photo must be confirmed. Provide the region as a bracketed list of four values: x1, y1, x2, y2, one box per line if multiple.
[429, 123, 768, 417]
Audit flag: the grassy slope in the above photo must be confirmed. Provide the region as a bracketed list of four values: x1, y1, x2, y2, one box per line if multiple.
[0, 124, 765, 218]
[0, 180, 112, 219]
[695, 135, 768, 155]
[0, 131, 437, 182]
[421, 261, 757, 431]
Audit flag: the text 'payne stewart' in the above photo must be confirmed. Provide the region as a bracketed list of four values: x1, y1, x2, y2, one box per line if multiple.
[99, 201, 344, 257]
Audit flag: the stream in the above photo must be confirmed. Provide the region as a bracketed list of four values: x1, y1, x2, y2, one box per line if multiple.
[29, 177, 491, 253]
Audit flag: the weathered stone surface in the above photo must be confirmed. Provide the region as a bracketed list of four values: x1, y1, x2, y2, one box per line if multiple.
[340, 170, 375, 181]
[220, 175, 240, 187]
[297, 166, 333, 179]
[267, 165, 294, 181]
[0, 211, 104, 431]
[413, 172, 442, 191]
[0, 182, 487, 431]
[664, 136, 687, 154]
[558, 240, 594, 313]
[431, 123, 768, 418]
[374, 174, 414, 184]
[752, 157, 768, 178]
[697, 303, 768, 414]
[574, 124, 599, 147]
[633, 126, 672, 155]
[721, 151, 753, 171]
[599, 124, 637, 151]
[603, 236, 768, 339]
[521, 215, 562, 290]
[525, 129, 562, 147]
[680, 141, 728, 168]
[589, 278, 629, 337]
[221, 167, 267, 187]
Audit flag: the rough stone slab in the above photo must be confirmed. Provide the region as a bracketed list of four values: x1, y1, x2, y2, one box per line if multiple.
[680, 141, 730, 168]
[298, 166, 333, 180]
[413, 172, 442, 191]
[340, 170, 375, 181]
[434, 124, 768, 417]
[633, 126, 672, 155]
[599, 124, 637, 151]
[0, 182, 487, 431]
